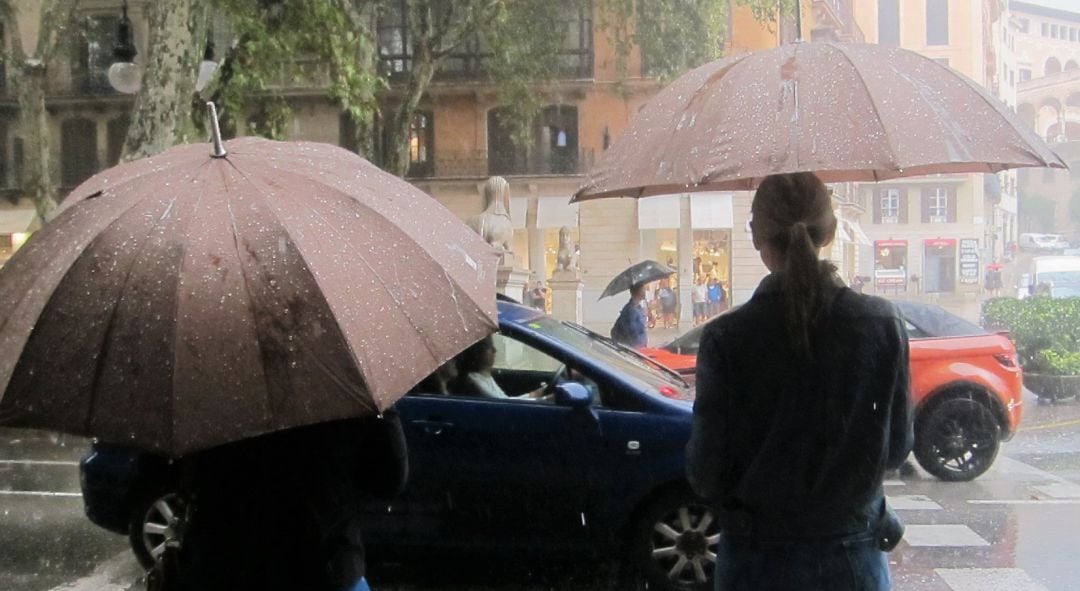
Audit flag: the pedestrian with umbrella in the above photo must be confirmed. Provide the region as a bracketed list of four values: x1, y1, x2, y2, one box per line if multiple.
[572, 35, 1065, 591]
[602, 260, 676, 347]
[0, 105, 500, 590]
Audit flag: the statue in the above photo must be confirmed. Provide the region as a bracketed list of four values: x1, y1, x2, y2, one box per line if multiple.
[467, 176, 514, 261]
[556, 226, 578, 271]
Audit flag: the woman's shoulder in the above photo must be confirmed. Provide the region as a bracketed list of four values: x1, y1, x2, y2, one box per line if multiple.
[835, 289, 902, 320]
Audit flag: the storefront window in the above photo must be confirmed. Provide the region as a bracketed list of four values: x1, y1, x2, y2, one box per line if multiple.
[692, 229, 732, 322]
[874, 240, 908, 294]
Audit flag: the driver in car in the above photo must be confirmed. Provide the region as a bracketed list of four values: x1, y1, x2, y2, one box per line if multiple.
[454, 336, 548, 399]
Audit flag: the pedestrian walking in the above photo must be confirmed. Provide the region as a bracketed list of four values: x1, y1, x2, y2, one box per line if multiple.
[529, 280, 548, 311]
[171, 413, 408, 591]
[707, 276, 722, 318]
[657, 280, 678, 329]
[687, 173, 913, 591]
[692, 278, 708, 325]
[611, 282, 648, 347]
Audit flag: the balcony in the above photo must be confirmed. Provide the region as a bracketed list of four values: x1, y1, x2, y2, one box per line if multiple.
[811, 0, 864, 43]
[409, 148, 596, 179]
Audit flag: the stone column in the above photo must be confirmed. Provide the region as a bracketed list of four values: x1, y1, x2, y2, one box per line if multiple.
[549, 269, 584, 323]
[497, 263, 531, 303]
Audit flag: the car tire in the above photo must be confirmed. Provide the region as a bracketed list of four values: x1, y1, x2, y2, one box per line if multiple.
[128, 489, 187, 569]
[631, 489, 719, 591]
[914, 397, 1001, 482]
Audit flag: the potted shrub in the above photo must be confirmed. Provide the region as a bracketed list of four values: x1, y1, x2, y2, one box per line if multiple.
[983, 296, 1080, 403]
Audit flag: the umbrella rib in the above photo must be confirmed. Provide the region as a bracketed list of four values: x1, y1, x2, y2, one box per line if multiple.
[829, 43, 902, 173]
[85, 194, 185, 440]
[226, 164, 445, 411]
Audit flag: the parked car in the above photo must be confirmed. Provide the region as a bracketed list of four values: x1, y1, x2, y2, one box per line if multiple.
[1020, 255, 1080, 299]
[81, 300, 714, 591]
[641, 300, 1023, 482]
[1019, 233, 1061, 252]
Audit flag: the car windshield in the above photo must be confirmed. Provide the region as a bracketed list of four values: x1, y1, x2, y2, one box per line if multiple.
[893, 301, 987, 338]
[661, 322, 708, 355]
[517, 316, 687, 394]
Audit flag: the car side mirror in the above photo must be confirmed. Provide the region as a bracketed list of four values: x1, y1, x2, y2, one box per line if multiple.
[554, 382, 593, 408]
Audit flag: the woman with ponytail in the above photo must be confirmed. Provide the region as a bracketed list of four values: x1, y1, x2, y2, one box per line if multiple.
[687, 173, 913, 591]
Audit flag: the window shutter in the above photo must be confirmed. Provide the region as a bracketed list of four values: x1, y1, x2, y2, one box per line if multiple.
[921, 188, 930, 223]
[899, 191, 909, 224]
[873, 190, 883, 224]
[948, 186, 957, 222]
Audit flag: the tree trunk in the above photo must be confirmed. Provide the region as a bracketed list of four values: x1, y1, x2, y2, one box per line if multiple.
[122, 0, 209, 161]
[384, 56, 436, 177]
[14, 62, 55, 221]
[3, 0, 78, 221]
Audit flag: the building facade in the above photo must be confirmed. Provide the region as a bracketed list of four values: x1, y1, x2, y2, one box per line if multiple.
[1011, 1, 1080, 239]
[849, 0, 1017, 299]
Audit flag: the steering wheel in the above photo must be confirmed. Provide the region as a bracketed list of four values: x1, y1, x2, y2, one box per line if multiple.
[544, 364, 568, 395]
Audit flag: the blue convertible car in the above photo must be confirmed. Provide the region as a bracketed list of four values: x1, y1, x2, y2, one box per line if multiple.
[80, 300, 715, 591]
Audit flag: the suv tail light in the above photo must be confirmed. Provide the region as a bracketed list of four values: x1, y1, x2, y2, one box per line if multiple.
[994, 353, 1018, 368]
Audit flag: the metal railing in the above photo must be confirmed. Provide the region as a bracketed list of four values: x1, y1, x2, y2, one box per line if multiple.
[408, 148, 596, 178]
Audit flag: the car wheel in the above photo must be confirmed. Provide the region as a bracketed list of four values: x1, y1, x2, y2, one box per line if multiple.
[128, 490, 187, 569]
[915, 398, 1001, 482]
[632, 489, 719, 591]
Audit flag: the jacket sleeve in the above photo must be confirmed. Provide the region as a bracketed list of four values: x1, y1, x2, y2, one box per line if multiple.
[686, 326, 730, 501]
[356, 409, 409, 498]
[885, 317, 914, 470]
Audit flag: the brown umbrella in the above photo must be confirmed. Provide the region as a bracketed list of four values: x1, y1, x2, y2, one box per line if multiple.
[574, 42, 1066, 201]
[0, 136, 499, 457]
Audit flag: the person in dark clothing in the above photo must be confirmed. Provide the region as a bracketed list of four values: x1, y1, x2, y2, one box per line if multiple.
[610, 282, 648, 347]
[687, 173, 913, 591]
[173, 411, 408, 591]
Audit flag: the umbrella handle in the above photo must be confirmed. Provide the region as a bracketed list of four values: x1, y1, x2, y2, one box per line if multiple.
[206, 102, 227, 158]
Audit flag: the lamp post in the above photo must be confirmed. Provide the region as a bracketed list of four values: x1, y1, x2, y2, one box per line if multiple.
[107, 0, 141, 94]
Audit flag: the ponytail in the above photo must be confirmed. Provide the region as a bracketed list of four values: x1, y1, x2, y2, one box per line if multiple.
[751, 173, 838, 361]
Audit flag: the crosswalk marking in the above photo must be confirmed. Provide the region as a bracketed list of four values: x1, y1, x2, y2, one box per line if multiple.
[935, 568, 1050, 591]
[903, 524, 990, 547]
[1031, 482, 1080, 499]
[887, 494, 943, 510]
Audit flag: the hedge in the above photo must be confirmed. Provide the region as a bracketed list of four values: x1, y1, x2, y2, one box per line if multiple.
[982, 297, 1080, 375]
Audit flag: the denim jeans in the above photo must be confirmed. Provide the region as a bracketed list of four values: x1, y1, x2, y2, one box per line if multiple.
[349, 577, 371, 591]
[713, 532, 891, 591]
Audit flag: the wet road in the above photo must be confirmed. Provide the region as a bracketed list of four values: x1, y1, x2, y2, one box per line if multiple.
[2, 390, 1079, 591]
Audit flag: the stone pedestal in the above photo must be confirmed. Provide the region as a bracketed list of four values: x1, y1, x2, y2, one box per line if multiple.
[497, 265, 531, 303]
[548, 270, 584, 323]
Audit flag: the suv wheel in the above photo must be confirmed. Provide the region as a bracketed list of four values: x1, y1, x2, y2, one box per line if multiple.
[631, 489, 719, 591]
[128, 490, 187, 569]
[914, 397, 1000, 482]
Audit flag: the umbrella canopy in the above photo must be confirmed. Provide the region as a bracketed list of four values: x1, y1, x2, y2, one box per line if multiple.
[574, 42, 1066, 201]
[0, 137, 499, 457]
[600, 260, 676, 299]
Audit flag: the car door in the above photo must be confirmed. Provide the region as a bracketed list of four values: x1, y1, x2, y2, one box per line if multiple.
[397, 332, 599, 554]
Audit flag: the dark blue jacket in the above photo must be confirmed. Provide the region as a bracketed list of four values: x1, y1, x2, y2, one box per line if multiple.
[687, 274, 912, 538]
[611, 300, 647, 348]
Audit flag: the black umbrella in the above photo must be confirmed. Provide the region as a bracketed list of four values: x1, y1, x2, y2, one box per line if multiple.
[599, 260, 676, 300]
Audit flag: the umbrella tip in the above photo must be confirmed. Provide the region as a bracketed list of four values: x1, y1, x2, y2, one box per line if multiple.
[206, 102, 227, 159]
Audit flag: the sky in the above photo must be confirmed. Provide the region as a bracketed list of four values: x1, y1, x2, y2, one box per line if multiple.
[1017, 0, 1080, 13]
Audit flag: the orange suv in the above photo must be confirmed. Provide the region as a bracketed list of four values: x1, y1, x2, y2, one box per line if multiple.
[641, 300, 1022, 481]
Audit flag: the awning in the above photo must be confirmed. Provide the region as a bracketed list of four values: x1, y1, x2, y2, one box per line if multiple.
[690, 192, 733, 229]
[637, 195, 681, 229]
[841, 219, 872, 246]
[0, 209, 38, 234]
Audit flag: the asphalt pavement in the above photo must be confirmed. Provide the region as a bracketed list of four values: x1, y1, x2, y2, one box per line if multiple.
[2, 389, 1079, 591]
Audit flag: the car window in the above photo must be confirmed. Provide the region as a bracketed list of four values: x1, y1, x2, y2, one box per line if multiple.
[493, 333, 561, 372]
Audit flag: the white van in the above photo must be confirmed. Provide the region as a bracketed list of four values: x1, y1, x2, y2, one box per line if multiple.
[1021, 256, 1080, 298]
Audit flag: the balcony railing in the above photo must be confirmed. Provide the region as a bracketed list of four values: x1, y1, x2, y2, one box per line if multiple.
[408, 148, 596, 179]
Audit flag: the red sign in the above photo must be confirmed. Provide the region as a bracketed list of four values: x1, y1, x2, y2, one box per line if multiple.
[875, 240, 908, 248]
[924, 238, 957, 247]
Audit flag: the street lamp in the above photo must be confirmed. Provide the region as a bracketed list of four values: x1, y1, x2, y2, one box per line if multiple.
[195, 39, 219, 93]
[107, 0, 141, 94]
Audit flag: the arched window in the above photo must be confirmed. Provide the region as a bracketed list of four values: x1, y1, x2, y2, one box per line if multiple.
[1065, 60, 1079, 71]
[61, 118, 99, 187]
[1045, 57, 1062, 76]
